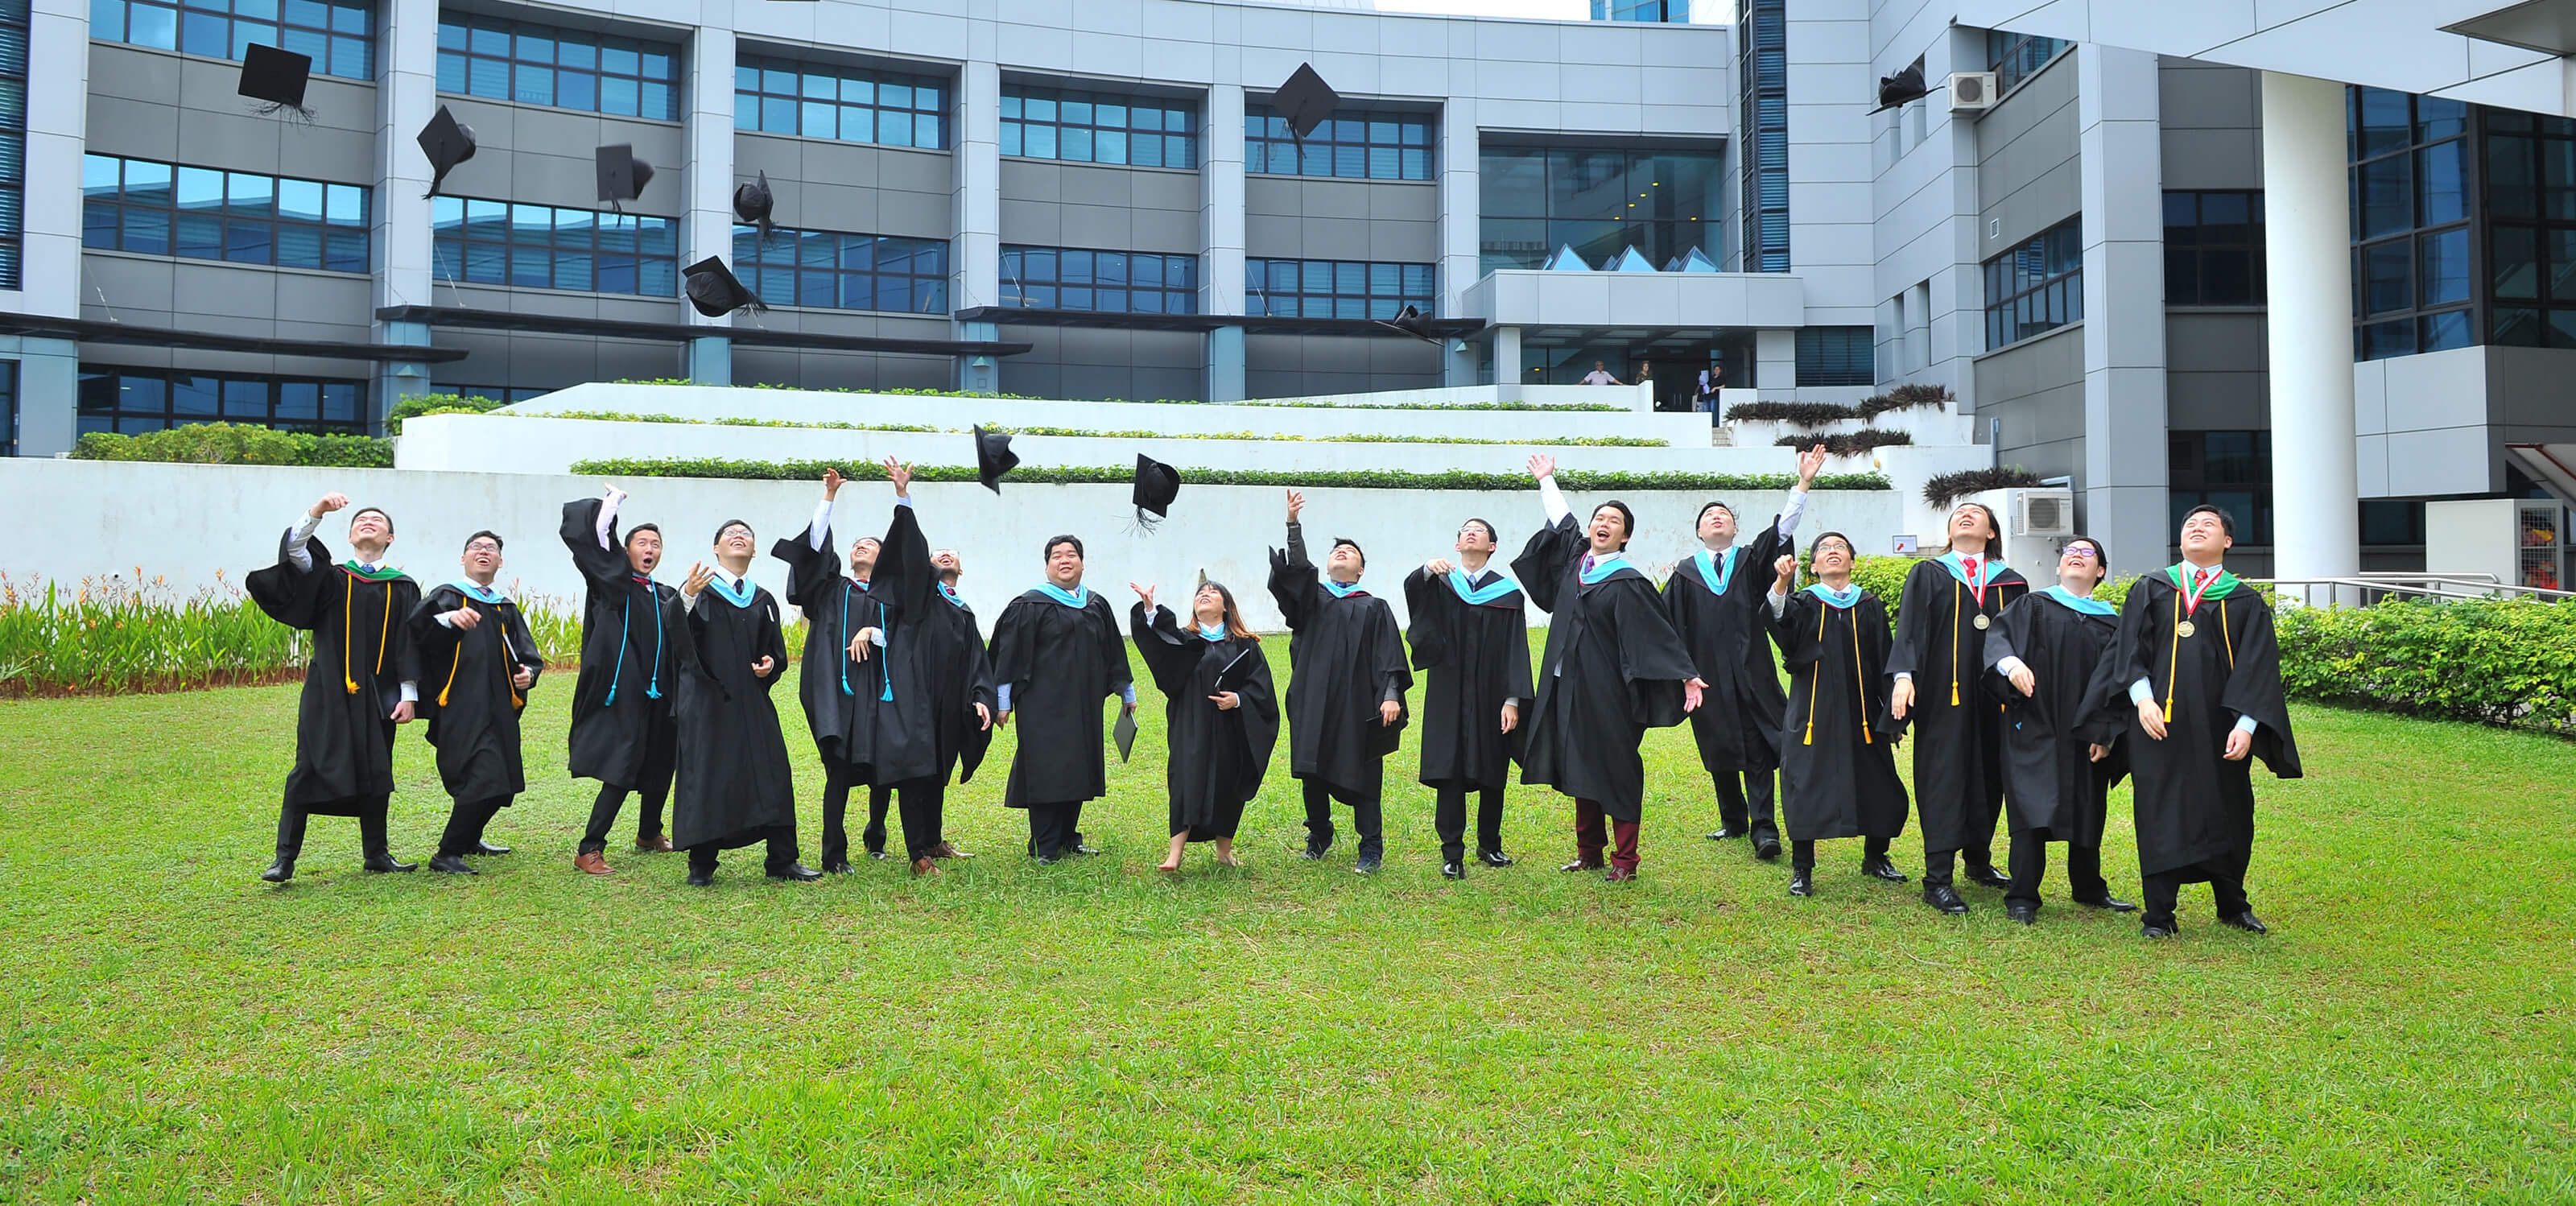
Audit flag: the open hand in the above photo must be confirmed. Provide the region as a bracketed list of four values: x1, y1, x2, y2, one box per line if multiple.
[822, 467, 846, 499]
[603, 484, 627, 506]
[1379, 700, 1400, 727]
[1797, 442, 1827, 486]
[1500, 701, 1518, 734]
[2008, 664, 2036, 697]
[1129, 581, 1157, 612]
[1682, 678, 1707, 714]
[885, 456, 912, 498]
[683, 563, 715, 597]
[1210, 692, 1241, 711]
[751, 655, 777, 679]
[975, 702, 993, 730]
[1425, 558, 1455, 576]
[390, 700, 415, 724]
[1889, 677, 1915, 720]
[1286, 489, 1306, 523]
[2136, 696, 2168, 741]
[2223, 727, 2252, 761]
[849, 626, 881, 661]
[1526, 453, 1556, 481]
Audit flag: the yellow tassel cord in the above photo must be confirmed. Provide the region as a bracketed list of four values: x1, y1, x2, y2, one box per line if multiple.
[2162, 587, 2182, 724]
[342, 572, 357, 694]
[438, 642, 463, 708]
[2222, 598, 2235, 669]
[1803, 600, 1824, 745]
[1852, 606, 1873, 745]
[1948, 580, 1962, 707]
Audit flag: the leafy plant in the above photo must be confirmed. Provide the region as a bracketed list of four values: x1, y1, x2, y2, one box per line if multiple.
[387, 393, 510, 435]
[1775, 430, 1913, 456]
[72, 424, 394, 468]
[1725, 401, 1858, 426]
[1922, 466, 2046, 509]
[2276, 597, 2576, 733]
[1856, 383, 1953, 418]
[567, 456, 1893, 494]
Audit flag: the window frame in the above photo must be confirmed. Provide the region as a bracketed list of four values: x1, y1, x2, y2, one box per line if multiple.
[1986, 30, 2068, 97]
[0, 359, 16, 456]
[999, 85, 1197, 170]
[732, 53, 948, 151]
[435, 13, 679, 121]
[1738, 0, 1787, 272]
[83, 153, 371, 274]
[76, 366, 369, 436]
[999, 244, 1199, 314]
[2163, 190, 2267, 307]
[431, 195, 679, 297]
[2348, 87, 2476, 361]
[1244, 258, 1436, 320]
[93, 0, 377, 81]
[1243, 105, 1431, 181]
[1982, 215, 2084, 349]
[1794, 326, 1874, 387]
[732, 225, 951, 315]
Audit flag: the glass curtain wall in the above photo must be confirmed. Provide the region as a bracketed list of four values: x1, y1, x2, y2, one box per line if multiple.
[1479, 147, 1724, 273]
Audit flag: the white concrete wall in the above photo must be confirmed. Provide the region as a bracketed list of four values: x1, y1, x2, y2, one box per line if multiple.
[0, 459, 1902, 633]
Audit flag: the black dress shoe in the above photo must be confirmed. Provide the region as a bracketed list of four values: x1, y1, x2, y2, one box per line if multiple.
[363, 853, 418, 874]
[1478, 849, 1515, 868]
[1034, 855, 1061, 866]
[1353, 853, 1381, 876]
[1071, 842, 1102, 857]
[1788, 869, 1814, 897]
[1922, 883, 1969, 915]
[473, 840, 512, 856]
[1301, 844, 1330, 861]
[1441, 860, 1465, 880]
[2074, 892, 2140, 913]
[1705, 825, 1746, 841]
[823, 858, 854, 875]
[865, 849, 888, 861]
[1861, 856, 1909, 883]
[2220, 911, 2268, 935]
[2004, 902, 2037, 925]
[1754, 840, 1782, 862]
[428, 853, 479, 875]
[261, 858, 295, 883]
[686, 869, 715, 886]
[1965, 864, 2011, 890]
[2140, 921, 2178, 940]
[768, 862, 824, 882]
[1560, 857, 1604, 873]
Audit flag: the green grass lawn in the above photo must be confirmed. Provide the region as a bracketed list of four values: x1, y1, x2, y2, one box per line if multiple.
[2, 634, 2571, 1204]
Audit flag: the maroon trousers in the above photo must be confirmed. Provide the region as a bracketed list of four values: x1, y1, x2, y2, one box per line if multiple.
[1573, 798, 1642, 875]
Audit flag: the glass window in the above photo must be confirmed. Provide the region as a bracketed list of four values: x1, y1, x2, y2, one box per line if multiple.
[436, 13, 676, 120]
[0, 361, 16, 456]
[1245, 104, 1431, 180]
[75, 364, 367, 435]
[733, 53, 947, 150]
[2164, 191, 2266, 305]
[1986, 30, 2068, 94]
[1477, 146, 1724, 273]
[1002, 242, 1195, 313]
[730, 225, 948, 314]
[80, 152, 368, 273]
[432, 193, 674, 296]
[1001, 85, 1193, 168]
[1983, 215, 2083, 348]
[2348, 87, 2472, 361]
[1243, 258, 1434, 320]
[0, 0, 23, 288]
[97, 0, 373, 80]
[1739, 0, 1788, 271]
[1794, 326, 1873, 387]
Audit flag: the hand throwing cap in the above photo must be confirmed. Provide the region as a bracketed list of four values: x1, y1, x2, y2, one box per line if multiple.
[972, 426, 1019, 494]
[417, 105, 477, 198]
[683, 256, 761, 317]
[237, 43, 314, 115]
[595, 144, 655, 206]
[1274, 63, 1340, 140]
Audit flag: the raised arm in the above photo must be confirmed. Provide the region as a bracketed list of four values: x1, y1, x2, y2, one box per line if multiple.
[874, 461, 933, 621]
[562, 491, 633, 590]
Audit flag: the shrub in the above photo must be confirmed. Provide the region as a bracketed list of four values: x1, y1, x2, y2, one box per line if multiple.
[1856, 382, 1954, 418]
[2276, 597, 2576, 733]
[567, 456, 1893, 494]
[1776, 430, 1913, 456]
[71, 423, 394, 468]
[1922, 465, 2045, 509]
[1724, 400, 1859, 426]
[387, 392, 510, 435]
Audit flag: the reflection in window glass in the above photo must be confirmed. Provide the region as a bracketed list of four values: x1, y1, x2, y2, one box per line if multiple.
[83, 153, 369, 273]
[437, 12, 676, 120]
[77, 365, 369, 435]
[432, 195, 675, 295]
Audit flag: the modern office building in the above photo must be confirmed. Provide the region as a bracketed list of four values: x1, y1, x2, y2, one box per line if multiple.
[1592, 1, 1690, 23]
[2, 0, 2574, 585]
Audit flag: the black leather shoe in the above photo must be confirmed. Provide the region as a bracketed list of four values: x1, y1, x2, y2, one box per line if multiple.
[1071, 842, 1102, 857]
[1478, 849, 1514, 868]
[428, 853, 479, 875]
[2140, 921, 2178, 940]
[1705, 825, 1746, 841]
[865, 849, 888, 861]
[1922, 883, 1969, 915]
[1441, 860, 1464, 880]
[261, 857, 295, 883]
[2074, 892, 2140, 913]
[474, 840, 511, 856]
[823, 858, 854, 875]
[768, 862, 824, 882]
[1353, 853, 1382, 876]
[1861, 856, 1908, 883]
[2220, 911, 2268, 935]
[1034, 855, 1061, 866]
[1301, 843, 1330, 861]
[1965, 863, 2011, 890]
[1754, 840, 1782, 862]
[1560, 857, 1604, 873]
[363, 853, 417, 874]
[686, 869, 715, 886]
[1788, 869, 1813, 897]
[2004, 902, 2037, 925]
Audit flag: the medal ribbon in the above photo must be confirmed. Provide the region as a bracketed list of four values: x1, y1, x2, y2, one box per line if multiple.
[2179, 564, 2219, 617]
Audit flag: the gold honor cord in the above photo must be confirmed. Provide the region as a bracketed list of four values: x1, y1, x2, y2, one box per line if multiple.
[438, 640, 463, 708]
[1950, 580, 1963, 706]
[342, 572, 357, 694]
[1803, 600, 1824, 745]
[1852, 606, 1873, 745]
[2163, 588, 2182, 724]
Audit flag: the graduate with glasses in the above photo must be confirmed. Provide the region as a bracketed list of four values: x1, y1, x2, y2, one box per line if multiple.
[1404, 516, 1534, 880]
[1887, 502, 2031, 915]
[561, 485, 687, 876]
[1981, 537, 2135, 923]
[671, 520, 818, 886]
[1129, 579, 1279, 873]
[409, 531, 546, 876]
[1765, 533, 1910, 898]
[990, 533, 1136, 864]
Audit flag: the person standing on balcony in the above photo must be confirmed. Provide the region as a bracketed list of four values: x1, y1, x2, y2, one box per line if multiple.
[1695, 361, 1724, 414]
[247, 494, 423, 883]
[989, 534, 1135, 863]
[1271, 489, 1413, 876]
[561, 485, 686, 875]
[1662, 443, 1827, 863]
[1513, 455, 1705, 882]
[1887, 502, 2030, 915]
[1580, 361, 1624, 386]
[408, 531, 545, 876]
[1403, 517, 1533, 880]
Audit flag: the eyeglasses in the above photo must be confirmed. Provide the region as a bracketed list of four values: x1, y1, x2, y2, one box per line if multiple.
[464, 542, 502, 553]
[2062, 547, 2099, 560]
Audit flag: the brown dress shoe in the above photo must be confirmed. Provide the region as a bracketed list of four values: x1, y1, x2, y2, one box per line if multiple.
[574, 851, 613, 876]
[930, 840, 974, 860]
[634, 835, 674, 853]
[910, 857, 942, 877]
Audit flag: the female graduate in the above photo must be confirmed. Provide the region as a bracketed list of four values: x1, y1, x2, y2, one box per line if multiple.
[1887, 502, 2030, 915]
[1766, 533, 1910, 898]
[1983, 536, 2136, 923]
[1129, 580, 1280, 872]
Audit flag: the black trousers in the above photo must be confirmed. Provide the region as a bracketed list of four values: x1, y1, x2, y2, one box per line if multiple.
[2004, 829, 2109, 910]
[1790, 835, 1892, 873]
[860, 782, 943, 863]
[2141, 849, 2253, 930]
[579, 781, 669, 855]
[1921, 843, 2003, 888]
[1302, 779, 1383, 860]
[686, 825, 801, 876]
[1026, 801, 1088, 860]
[436, 796, 511, 858]
[275, 793, 391, 861]
[1434, 783, 1505, 862]
[818, 759, 882, 866]
[1711, 769, 1779, 845]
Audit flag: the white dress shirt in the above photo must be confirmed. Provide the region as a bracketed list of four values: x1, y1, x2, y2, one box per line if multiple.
[283, 510, 417, 703]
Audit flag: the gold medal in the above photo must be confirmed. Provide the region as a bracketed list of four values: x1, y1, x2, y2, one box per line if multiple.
[1972, 613, 1991, 630]
[2175, 620, 2197, 638]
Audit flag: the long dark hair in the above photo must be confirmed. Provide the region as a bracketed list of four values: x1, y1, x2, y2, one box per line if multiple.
[1192, 580, 1260, 642]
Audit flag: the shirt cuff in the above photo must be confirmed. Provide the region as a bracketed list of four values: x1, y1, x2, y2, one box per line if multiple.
[436, 610, 457, 629]
[1893, 671, 1912, 683]
[399, 681, 419, 704]
[1765, 589, 1787, 618]
[894, 496, 912, 509]
[2234, 715, 2259, 736]
[997, 684, 1013, 712]
[2129, 678, 2155, 707]
[1121, 684, 1137, 706]
[1996, 656, 2026, 678]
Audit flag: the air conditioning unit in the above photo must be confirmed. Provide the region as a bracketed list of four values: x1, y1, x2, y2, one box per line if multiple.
[1949, 72, 1999, 112]
[2009, 488, 2075, 539]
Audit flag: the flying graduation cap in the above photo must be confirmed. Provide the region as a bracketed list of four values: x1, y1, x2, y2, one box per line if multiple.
[1274, 63, 1340, 140]
[595, 144, 655, 210]
[682, 256, 763, 318]
[1873, 60, 1929, 112]
[237, 43, 315, 119]
[972, 425, 1018, 494]
[417, 105, 477, 199]
[1130, 454, 1180, 534]
[1375, 304, 1440, 345]
[733, 171, 777, 239]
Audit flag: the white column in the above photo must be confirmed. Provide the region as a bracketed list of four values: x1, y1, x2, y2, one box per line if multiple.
[683, 27, 738, 382]
[953, 60, 1002, 391]
[2261, 71, 2361, 586]
[1436, 97, 1480, 386]
[2077, 44, 2171, 572]
[13, 0, 89, 322]
[1201, 82, 1246, 402]
[370, 0, 438, 414]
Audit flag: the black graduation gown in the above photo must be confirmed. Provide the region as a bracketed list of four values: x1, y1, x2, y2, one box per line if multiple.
[1662, 522, 1794, 776]
[559, 498, 685, 789]
[918, 585, 999, 787]
[1269, 525, 1412, 799]
[1130, 604, 1281, 838]
[1772, 589, 1909, 842]
[1402, 564, 1533, 791]
[1885, 556, 2031, 855]
[245, 534, 420, 812]
[2079, 571, 2301, 878]
[1980, 590, 2126, 843]
[1511, 515, 1699, 822]
[770, 504, 935, 785]
[989, 588, 1133, 808]
[407, 584, 545, 805]
[670, 580, 797, 849]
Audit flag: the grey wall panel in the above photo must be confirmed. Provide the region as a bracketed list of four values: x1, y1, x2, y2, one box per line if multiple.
[431, 97, 687, 216]
[1000, 161, 1200, 252]
[999, 326, 1201, 401]
[2165, 312, 2269, 428]
[1976, 52, 2081, 255]
[2158, 59, 2264, 192]
[1975, 324, 2084, 482]
[732, 348, 952, 391]
[84, 95, 181, 163]
[1244, 333, 1440, 398]
[87, 44, 180, 107]
[737, 134, 952, 239]
[1246, 178, 1441, 264]
[77, 345, 378, 381]
[84, 254, 373, 344]
[442, 283, 684, 325]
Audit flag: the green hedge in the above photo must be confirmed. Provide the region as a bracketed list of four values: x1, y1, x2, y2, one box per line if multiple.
[71, 423, 392, 468]
[2277, 597, 2576, 733]
[567, 457, 1893, 494]
[503, 410, 1666, 448]
[386, 392, 510, 435]
[1777, 429, 1912, 455]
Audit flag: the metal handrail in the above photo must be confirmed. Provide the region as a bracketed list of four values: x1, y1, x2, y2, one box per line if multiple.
[2253, 576, 2575, 604]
